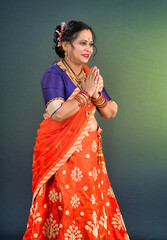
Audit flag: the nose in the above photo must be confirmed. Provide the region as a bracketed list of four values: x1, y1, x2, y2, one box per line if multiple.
[85, 43, 91, 52]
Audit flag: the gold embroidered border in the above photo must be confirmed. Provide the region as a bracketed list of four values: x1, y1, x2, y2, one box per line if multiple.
[46, 97, 65, 107]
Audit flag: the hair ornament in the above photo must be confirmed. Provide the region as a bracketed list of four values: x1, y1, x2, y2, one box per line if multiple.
[56, 22, 66, 48]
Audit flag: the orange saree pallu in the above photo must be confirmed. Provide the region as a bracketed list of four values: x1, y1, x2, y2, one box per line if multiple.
[23, 65, 130, 240]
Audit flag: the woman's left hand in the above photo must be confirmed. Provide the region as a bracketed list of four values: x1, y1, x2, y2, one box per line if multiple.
[91, 69, 103, 99]
[91, 79, 100, 99]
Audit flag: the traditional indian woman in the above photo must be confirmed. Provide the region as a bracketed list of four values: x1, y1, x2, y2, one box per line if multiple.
[23, 20, 130, 240]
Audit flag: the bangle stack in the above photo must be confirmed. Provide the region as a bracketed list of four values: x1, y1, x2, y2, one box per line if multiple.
[91, 92, 108, 108]
[75, 90, 90, 107]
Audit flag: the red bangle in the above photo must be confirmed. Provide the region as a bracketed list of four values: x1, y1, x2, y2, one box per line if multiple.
[74, 90, 90, 107]
[75, 96, 83, 107]
[91, 92, 108, 108]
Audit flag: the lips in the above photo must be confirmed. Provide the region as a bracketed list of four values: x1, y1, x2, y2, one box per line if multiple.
[82, 54, 89, 58]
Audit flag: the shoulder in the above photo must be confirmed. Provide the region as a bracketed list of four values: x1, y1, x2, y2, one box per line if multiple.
[41, 63, 64, 88]
[43, 63, 62, 75]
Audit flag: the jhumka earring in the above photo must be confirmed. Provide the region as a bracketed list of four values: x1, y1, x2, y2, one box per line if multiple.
[64, 49, 68, 56]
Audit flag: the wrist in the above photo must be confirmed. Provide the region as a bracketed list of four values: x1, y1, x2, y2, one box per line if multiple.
[91, 91, 101, 100]
[74, 90, 90, 108]
[91, 92, 108, 109]
[82, 90, 91, 98]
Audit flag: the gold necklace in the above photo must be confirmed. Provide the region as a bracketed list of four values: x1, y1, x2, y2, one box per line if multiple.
[62, 60, 86, 89]
[76, 70, 85, 81]
[63, 59, 83, 78]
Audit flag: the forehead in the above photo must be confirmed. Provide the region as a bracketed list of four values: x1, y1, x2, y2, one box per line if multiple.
[76, 29, 93, 41]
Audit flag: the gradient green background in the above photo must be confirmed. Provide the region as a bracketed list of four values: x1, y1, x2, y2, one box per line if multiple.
[1, 0, 167, 239]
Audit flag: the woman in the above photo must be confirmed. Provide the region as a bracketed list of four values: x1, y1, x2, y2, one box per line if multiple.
[23, 20, 129, 240]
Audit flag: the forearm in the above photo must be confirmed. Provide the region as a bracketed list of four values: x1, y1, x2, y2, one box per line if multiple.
[91, 91, 118, 119]
[51, 99, 80, 121]
[98, 100, 118, 119]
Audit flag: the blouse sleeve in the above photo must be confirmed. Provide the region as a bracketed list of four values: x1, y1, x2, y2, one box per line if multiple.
[41, 66, 65, 117]
[101, 87, 113, 101]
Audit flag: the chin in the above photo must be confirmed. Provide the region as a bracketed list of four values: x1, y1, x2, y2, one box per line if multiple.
[81, 58, 89, 64]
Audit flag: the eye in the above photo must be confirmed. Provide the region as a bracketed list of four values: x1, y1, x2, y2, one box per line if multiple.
[80, 42, 86, 45]
[90, 43, 94, 47]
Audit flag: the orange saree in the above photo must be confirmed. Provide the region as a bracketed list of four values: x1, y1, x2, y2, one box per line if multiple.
[23, 65, 130, 240]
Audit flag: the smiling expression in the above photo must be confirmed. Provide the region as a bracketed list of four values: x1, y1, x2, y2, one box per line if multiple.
[64, 29, 94, 65]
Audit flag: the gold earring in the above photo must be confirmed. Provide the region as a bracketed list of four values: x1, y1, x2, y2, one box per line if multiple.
[64, 49, 68, 56]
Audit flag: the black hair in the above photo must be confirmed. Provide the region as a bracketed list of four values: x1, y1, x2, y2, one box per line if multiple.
[53, 20, 97, 58]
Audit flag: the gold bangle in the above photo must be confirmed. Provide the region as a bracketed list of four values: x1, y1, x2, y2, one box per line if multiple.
[91, 93, 108, 108]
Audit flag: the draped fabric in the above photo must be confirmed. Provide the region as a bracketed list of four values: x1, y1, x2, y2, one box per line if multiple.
[32, 102, 95, 200]
[23, 64, 130, 239]
[23, 131, 129, 240]
[32, 64, 96, 200]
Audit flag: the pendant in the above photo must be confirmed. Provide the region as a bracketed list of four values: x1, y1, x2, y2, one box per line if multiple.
[86, 111, 91, 117]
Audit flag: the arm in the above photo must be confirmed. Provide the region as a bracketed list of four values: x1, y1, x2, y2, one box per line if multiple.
[53, 89, 118, 121]
[96, 99, 118, 119]
[42, 66, 116, 122]
[51, 69, 98, 121]
[41, 66, 97, 122]
[92, 86, 118, 119]
[51, 98, 80, 122]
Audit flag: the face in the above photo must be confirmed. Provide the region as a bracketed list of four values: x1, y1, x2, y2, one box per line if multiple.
[64, 29, 94, 65]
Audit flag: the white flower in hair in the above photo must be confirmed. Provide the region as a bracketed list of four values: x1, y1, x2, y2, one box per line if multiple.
[56, 21, 66, 47]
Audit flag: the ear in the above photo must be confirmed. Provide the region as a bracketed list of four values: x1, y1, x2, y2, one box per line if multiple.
[62, 41, 69, 51]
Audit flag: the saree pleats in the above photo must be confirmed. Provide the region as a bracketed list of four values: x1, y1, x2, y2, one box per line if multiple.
[23, 131, 129, 240]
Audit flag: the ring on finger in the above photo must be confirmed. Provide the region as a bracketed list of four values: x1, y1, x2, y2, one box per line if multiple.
[94, 80, 97, 83]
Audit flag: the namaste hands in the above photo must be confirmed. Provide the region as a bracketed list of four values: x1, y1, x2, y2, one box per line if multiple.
[81, 66, 101, 98]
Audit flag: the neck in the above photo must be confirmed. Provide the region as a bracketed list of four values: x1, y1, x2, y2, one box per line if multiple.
[64, 57, 82, 76]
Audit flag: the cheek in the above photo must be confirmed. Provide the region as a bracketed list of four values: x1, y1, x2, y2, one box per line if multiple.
[73, 45, 83, 53]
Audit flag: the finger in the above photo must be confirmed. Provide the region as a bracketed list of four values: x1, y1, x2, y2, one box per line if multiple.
[94, 69, 100, 80]
[95, 68, 99, 77]
[88, 67, 94, 78]
[95, 84, 99, 92]
[92, 68, 98, 81]
[89, 66, 97, 78]
[94, 73, 99, 83]
[93, 83, 99, 97]
[92, 66, 98, 74]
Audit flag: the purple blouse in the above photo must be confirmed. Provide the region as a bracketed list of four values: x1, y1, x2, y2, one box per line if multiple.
[41, 63, 112, 116]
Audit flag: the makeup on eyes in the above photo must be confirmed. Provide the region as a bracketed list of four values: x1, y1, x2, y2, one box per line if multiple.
[79, 41, 94, 47]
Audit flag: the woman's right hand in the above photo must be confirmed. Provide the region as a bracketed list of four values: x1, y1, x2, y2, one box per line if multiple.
[81, 67, 99, 97]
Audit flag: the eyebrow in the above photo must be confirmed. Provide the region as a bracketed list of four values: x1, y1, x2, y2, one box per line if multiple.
[79, 39, 93, 42]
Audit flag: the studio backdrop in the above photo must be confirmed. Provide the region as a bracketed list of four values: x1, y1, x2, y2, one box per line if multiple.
[1, 0, 167, 239]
